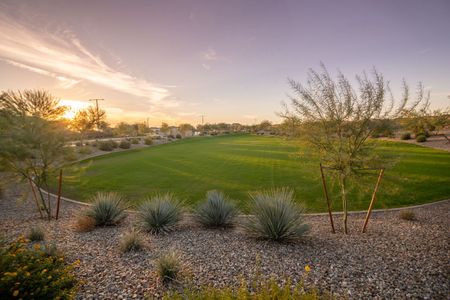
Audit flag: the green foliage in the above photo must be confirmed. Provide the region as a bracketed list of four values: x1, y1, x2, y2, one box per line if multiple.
[99, 141, 114, 151]
[399, 210, 416, 221]
[0, 238, 78, 299]
[195, 190, 237, 227]
[109, 140, 119, 148]
[119, 230, 145, 253]
[0, 90, 69, 219]
[156, 251, 182, 283]
[137, 193, 183, 234]
[78, 146, 93, 155]
[131, 138, 140, 144]
[243, 188, 309, 242]
[416, 135, 427, 143]
[176, 134, 182, 139]
[144, 138, 153, 145]
[163, 277, 325, 300]
[119, 141, 131, 149]
[86, 192, 127, 226]
[27, 226, 45, 242]
[400, 133, 411, 140]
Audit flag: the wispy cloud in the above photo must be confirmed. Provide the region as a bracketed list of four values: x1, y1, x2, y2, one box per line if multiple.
[202, 48, 219, 61]
[0, 12, 170, 104]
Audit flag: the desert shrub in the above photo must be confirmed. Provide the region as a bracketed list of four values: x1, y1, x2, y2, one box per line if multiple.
[131, 138, 140, 144]
[195, 190, 237, 228]
[399, 210, 416, 221]
[163, 277, 323, 299]
[176, 134, 182, 139]
[119, 140, 131, 149]
[0, 238, 78, 299]
[243, 188, 309, 242]
[109, 140, 119, 148]
[119, 230, 145, 253]
[75, 141, 82, 147]
[91, 141, 98, 147]
[416, 135, 427, 143]
[27, 226, 45, 241]
[74, 215, 96, 232]
[78, 146, 93, 155]
[167, 134, 175, 139]
[99, 141, 114, 151]
[86, 192, 127, 226]
[137, 193, 183, 234]
[144, 138, 153, 145]
[63, 151, 78, 162]
[156, 251, 182, 283]
[400, 132, 411, 140]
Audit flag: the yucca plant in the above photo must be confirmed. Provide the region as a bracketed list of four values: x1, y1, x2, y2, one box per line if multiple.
[195, 190, 237, 227]
[243, 188, 309, 242]
[119, 229, 145, 253]
[137, 193, 183, 234]
[86, 192, 127, 226]
[156, 250, 182, 283]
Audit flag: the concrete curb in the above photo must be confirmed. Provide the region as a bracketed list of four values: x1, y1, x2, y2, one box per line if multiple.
[40, 189, 450, 217]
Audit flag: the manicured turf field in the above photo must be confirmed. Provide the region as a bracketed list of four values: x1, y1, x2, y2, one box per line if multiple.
[61, 134, 450, 212]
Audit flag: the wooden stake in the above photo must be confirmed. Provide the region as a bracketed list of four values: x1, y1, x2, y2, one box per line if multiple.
[28, 178, 43, 218]
[362, 168, 385, 233]
[320, 163, 335, 234]
[56, 169, 63, 220]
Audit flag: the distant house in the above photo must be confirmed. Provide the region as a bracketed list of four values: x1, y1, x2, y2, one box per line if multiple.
[169, 126, 180, 137]
[150, 127, 161, 135]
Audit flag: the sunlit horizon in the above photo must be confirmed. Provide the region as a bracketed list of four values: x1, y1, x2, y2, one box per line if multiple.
[1, 0, 449, 126]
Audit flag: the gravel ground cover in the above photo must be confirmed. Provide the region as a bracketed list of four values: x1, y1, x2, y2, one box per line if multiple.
[1, 185, 449, 299]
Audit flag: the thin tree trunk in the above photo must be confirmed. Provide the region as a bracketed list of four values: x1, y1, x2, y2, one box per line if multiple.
[339, 174, 348, 234]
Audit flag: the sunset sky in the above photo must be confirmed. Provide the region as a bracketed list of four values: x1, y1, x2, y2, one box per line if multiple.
[0, 0, 449, 126]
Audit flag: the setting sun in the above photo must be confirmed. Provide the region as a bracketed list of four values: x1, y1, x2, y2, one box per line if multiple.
[60, 99, 90, 119]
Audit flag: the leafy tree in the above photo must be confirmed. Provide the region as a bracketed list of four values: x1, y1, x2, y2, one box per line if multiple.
[258, 120, 272, 131]
[70, 109, 94, 144]
[178, 123, 194, 137]
[283, 65, 425, 233]
[160, 122, 170, 135]
[0, 90, 69, 219]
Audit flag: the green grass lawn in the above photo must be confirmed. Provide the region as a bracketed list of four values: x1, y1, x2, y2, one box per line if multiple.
[59, 134, 450, 212]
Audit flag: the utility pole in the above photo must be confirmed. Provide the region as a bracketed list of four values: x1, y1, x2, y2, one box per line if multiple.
[200, 114, 205, 125]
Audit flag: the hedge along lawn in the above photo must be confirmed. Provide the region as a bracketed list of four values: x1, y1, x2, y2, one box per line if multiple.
[59, 134, 450, 213]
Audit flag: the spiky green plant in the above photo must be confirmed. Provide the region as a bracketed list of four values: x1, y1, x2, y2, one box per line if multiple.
[243, 188, 309, 242]
[195, 190, 237, 227]
[137, 193, 182, 234]
[119, 229, 145, 253]
[86, 192, 127, 226]
[156, 251, 182, 283]
[27, 226, 45, 242]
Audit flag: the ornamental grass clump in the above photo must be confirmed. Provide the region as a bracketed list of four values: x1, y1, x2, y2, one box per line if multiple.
[195, 190, 237, 228]
[399, 210, 416, 221]
[243, 188, 309, 242]
[27, 226, 45, 242]
[86, 192, 127, 226]
[119, 229, 145, 253]
[137, 193, 183, 234]
[74, 214, 96, 232]
[156, 250, 182, 283]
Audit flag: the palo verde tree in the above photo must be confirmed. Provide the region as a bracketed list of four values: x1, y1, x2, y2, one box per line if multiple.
[0, 90, 69, 219]
[283, 64, 426, 234]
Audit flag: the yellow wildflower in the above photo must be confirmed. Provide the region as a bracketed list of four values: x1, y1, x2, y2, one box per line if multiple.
[304, 265, 311, 272]
[33, 244, 41, 250]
